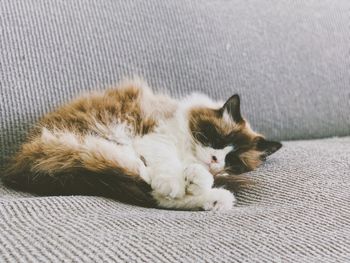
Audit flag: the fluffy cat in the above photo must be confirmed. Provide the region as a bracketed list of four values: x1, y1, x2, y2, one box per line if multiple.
[2, 79, 282, 211]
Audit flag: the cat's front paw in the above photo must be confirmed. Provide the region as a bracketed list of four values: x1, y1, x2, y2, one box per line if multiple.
[202, 188, 236, 211]
[151, 176, 185, 199]
[184, 164, 213, 195]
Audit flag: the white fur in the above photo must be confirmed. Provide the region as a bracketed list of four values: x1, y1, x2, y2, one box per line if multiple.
[132, 92, 236, 211]
[93, 121, 133, 145]
[184, 164, 213, 194]
[194, 145, 233, 174]
[41, 88, 235, 210]
[154, 188, 235, 211]
[53, 91, 237, 211]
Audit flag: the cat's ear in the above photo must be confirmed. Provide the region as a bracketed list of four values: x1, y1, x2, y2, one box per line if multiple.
[222, 94, 243, 123]
[256, 138, 282, 156]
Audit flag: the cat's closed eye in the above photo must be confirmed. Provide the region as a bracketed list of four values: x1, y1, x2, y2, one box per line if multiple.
[196, 124, 229, 149]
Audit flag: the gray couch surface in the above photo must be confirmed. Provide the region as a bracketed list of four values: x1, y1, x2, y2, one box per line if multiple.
[1, 138, 350, 262]
[1, 1, 350, 262]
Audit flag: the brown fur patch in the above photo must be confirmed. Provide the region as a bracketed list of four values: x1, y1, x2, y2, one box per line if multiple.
[2, 84, 165, 207]
[189, 107, 243, 139]
[37, 84, 157, 137]
[188, 107, 264, 173]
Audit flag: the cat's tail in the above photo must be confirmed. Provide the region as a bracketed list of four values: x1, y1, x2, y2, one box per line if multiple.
[1, 129, 157, 208]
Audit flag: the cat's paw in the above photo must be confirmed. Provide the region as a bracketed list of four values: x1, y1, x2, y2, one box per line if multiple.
[184, 164, 213, 195]
[202, 188, 236, 211]
[151, 176, 185, 199]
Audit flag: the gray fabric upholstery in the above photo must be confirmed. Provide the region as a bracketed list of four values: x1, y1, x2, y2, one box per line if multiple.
[1, 0, 350, 166]
[1, 137, 350, 262]
[1, 1, 350, 262]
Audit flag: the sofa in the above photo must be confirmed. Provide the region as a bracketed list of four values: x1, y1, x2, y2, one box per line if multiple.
[1, 1, 349, 262]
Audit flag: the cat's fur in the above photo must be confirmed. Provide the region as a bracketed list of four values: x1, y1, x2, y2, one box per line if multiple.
[2, 79, 282, 211]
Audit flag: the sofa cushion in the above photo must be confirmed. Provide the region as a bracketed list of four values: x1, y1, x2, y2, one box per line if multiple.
[1, 137, 349, 262]
[1, 0, 350, 165]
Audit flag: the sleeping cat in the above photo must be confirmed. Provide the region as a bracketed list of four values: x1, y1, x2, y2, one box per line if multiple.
[2, 79, 282, 211]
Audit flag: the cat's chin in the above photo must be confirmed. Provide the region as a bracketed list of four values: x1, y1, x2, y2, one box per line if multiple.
[197, 162, 222, 175]
[208, 164, 223, 175]
[199, 160, 216, 174]
[209, 168, 222, 176]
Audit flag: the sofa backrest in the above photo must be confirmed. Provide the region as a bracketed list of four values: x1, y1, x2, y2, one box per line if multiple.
[1, 0, 349, 165]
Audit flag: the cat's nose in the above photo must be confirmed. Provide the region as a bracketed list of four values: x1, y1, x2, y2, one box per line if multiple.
[211, 156, 218, 163]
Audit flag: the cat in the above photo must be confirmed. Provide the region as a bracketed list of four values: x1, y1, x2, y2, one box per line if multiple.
[2, 79, 282, 211]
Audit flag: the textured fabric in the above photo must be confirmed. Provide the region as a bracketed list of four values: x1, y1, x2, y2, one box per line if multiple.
[1, 137, 350, 262]
[1, 2, 350, 262]
[1, 1, 350, 166]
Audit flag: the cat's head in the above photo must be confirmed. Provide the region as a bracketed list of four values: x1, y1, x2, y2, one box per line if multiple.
[188, 94, 282, 175]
